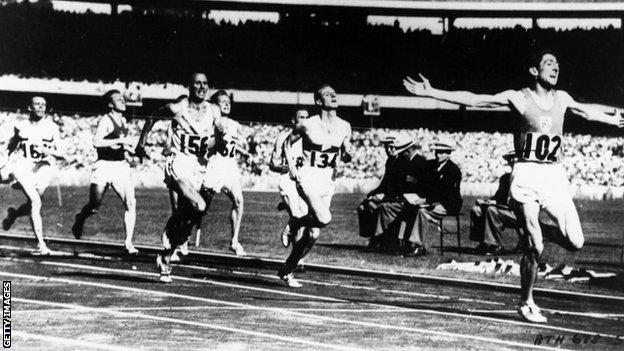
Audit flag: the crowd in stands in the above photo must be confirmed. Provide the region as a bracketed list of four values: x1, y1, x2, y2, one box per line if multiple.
[1, 3, 623, 104]
[2, 111, 624, 187]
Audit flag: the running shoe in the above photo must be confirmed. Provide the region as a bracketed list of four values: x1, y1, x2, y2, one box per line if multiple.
[38, 245, 51, 256]
[518, 303, 547, 323]
[229, 242, 246, 256]
[124, 242, 139, 255]
[156, 254, 172, 283]
[170, 251, 181, 263]
[278, 272, 302, 288]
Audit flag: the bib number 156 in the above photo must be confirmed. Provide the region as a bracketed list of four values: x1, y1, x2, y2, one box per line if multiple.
[521, 132, 561, 162]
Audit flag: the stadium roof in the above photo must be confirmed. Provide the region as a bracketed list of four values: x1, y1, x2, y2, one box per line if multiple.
[61, 0, 624, 18]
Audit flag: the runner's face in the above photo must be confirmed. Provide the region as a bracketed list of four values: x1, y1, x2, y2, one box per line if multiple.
[190, 74, 209, 101]
[217, 95, 231, 115]
[29, 97, 46, 120]
[316, 87, 338, 110]
[293, 109, 309, 124]
[109, 93, 126, 112]
[537, 54, 559, 87]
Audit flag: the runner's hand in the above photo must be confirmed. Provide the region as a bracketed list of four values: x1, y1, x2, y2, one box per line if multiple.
[403, 74, 433, 97]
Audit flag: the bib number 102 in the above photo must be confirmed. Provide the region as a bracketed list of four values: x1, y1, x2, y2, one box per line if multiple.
[521, 133, 561, 162]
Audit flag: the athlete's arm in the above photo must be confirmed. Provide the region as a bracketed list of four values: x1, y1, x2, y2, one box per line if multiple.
[340, 123, 353, 163]
[45, 125, 67, 160]
[269, 134, 289, 173]
[283, 122, 305, 179]
[403, 74, 521, 109]
[561, 92, 624, 127]
[6, 127, 19, 155]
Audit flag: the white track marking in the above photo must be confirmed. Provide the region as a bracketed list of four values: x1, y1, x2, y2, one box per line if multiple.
[179, 263, 505, 306]
[39, 260, 345, 303]
[17, 306, 487, 313]
[36, 259, 624, 336]
[1, 271, 597, 350]
[4, 234, 624, 303]
[15, 298, 353, 351]
[13, 331, 136, 351]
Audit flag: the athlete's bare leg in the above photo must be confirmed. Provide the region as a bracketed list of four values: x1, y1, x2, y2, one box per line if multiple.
[279, 189, 331, 287]
[72, 183, 107, 239]
[223, 184, 245, 256]
[514, 201, 547, 323]
[158, 178, 206, 282]
[18, 181, 49, 254]
[111, 182, 137, 253]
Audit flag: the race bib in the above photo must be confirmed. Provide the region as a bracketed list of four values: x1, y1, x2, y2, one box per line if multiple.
[219, 139, 237, 158]
[18, 141, 51, 161]
[309, 150, 338, 169]
[179, 133, 209, 156]
[520, 132, 562, 162]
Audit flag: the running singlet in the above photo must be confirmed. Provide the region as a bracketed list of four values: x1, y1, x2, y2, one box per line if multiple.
[215, 117, 242, 159]
[300, 115, 348, 179]
[12, 118, 58, 163]
[169, 100, 217, 159]
[274, 132, 303, 172]
[96, 114, 128, 161]
[513, 88, 566, 163]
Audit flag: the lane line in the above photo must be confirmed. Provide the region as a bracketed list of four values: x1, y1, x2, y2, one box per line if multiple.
[15, 298, 353, 351]
[33, 259, 624, 337]
[17, 306, 513, 313]
[13, 331, 136, 351]
[2, 270, 591, 350]
[179, 262, 506, 306]
[4, 234, 624, 303]
[39, 260, 345, 303]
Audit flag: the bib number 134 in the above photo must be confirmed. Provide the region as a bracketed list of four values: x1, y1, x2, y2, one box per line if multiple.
[521, 132, 561, 162]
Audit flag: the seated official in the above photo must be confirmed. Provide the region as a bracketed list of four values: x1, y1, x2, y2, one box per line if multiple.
[470, 151, 519, 255]
[401, 138, 462, 256]
[357, 134, 428, 249]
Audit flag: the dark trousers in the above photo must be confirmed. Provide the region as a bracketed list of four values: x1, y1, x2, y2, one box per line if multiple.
[357, 198, 405, 241]
[400, 204, 448, 248]
[469, 204, 518, 246]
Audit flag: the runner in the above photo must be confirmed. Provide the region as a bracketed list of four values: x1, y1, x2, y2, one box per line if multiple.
[403, 49, 624, 323]
[72, 90, 139, 254]
[137, 72, 223, 283]
[1, 96, 67, 254]
[278, 85, 353, 288]
[269, 108, 308, 248]
[203, 90, 247, 256]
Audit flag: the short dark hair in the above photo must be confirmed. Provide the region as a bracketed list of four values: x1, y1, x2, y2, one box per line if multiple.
[314, 84, 333, 102]
[189, 72, 207, 87]
[528, 49, 558, 69]
[210, 90, 230, 104]
[103, 89, 121, 104]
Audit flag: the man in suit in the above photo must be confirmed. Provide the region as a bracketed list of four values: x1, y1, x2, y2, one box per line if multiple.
[470, 150, 519, 255]
[357, 134, 429, 250]
[402, 137, 462, 256]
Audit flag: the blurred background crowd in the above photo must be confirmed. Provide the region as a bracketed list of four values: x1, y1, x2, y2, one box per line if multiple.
[2, 110, 624, 188]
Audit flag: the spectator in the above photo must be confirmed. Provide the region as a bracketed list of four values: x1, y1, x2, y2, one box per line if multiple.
[469, 150, 519, 255]
[356, 134, 429, 250]
[401, 137, 462, 257]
